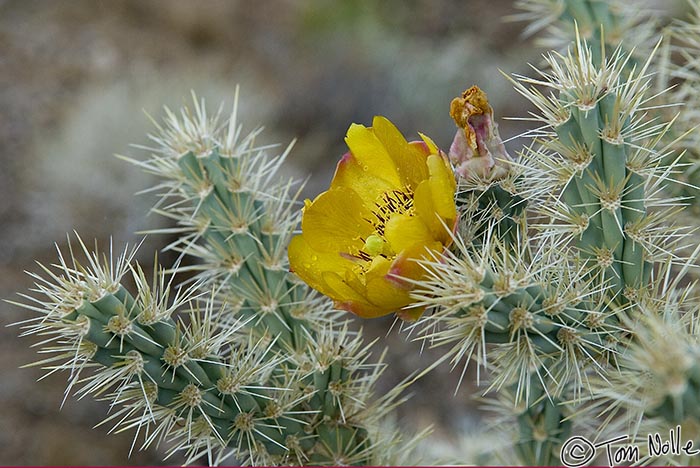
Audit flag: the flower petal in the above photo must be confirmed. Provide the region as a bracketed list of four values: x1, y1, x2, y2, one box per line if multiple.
[384, 213, 434, 254]
[323, 271, 393, 318]
[419, 132, 441, 155]
[335, 300, 392, 319]
[372, 116, 429, 189]
[413, 180, 451, 245]
[387, 240, 442, 287]
[345, 123, 402, 189]
[288, 235, 356, 300]
[301, 186, 375, 253]
[427, 154, 457, 223]
[364, 256, 413, 311]
[330, 151, 397, 203]
[322, 271, 368, 303]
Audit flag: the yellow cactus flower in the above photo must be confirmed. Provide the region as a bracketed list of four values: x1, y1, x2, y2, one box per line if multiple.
[288, 116, 457, 320]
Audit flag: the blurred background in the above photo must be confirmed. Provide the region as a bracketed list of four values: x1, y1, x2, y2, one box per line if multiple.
[0, 0, 684, 464]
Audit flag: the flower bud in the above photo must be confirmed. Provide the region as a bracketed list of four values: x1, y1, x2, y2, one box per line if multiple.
[449, 86, 511, 181]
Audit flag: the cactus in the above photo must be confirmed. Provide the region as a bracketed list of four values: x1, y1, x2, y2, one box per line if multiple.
[657, 0, 700, 211]
[511, 0, 658, 61]
[11, 94, 418, 466]
[405, 19, 695, 466]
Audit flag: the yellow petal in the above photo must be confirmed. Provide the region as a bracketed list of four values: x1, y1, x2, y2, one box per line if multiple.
[322, 270, 368, 303]
[335, 299, 393, 319]
[419, 132, 441, 155]
[387, 241, 442, 287]
[372, 116, 429, 189]
[384, 213, 434, 254]
[365, 281, 411, 312]
[413, 180, 451, 245]
[427, 154, 457, 222]
[345, 123, 402, 188]
[364, 256, 413, 311]
[330, 151, 397, 203]
[387, 242, 442, 321]
[365, 254, 392, 278]
[288, 235, 356, 300]
[323, 270, 393, 318]
[301, 186, 374, 253]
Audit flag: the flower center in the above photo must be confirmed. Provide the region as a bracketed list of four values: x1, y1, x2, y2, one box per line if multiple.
[355, 188, 414, 260]
[370, 189, 415, 235]
[363, 234, 387, 256]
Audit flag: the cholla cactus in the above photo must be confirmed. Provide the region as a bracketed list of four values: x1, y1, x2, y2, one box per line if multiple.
[11, 93, 418, 466]
[404, 24, 695, 468]
[580, 288, 700, 464]
[668, 2, 700, 139]
[657, 0, 700, 210]
[511, 0, 658, 61]
[515, 0, 700, 210]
